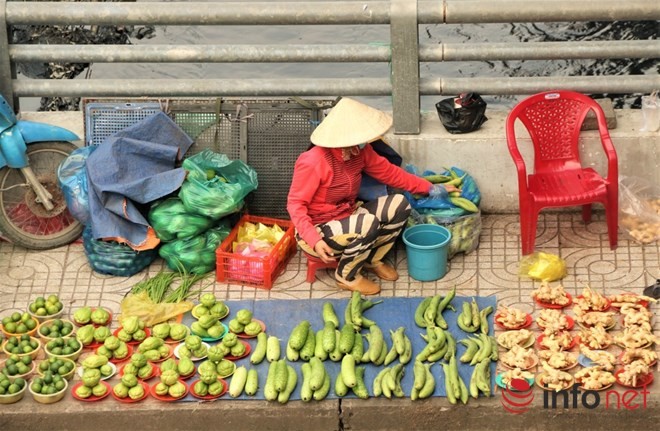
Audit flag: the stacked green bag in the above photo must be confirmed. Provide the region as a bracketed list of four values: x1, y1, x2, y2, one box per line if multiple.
[158, 222, 232, 274]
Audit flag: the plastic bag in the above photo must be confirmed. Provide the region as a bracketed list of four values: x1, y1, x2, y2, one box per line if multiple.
[159, 221, 233, 274]
[148, 197, 214, 242]
[619, 176, 660, 244]
[640, 91, 659, 132]
[236, 221, 285, 247]
[179, 150, 258, 220]
[435, 93, 488, 134]
[57, 145, 98, 225]
[358, 139, 403, 201]
[404, 165, 481, 218]
[120, 291, 193, 327]
[408, 209, 481, 258]
[82, 225, 157, 276]
[518, 252, 566, 282]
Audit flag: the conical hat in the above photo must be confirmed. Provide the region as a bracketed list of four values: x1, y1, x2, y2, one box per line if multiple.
[310, 98, 392, 148]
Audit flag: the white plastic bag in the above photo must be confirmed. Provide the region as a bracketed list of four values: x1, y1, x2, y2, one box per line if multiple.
[619, 176, 660, 244]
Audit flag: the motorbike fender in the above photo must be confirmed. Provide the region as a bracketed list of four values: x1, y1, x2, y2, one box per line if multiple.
[16, 120, 80, 143]
[0, 127, 29, 168]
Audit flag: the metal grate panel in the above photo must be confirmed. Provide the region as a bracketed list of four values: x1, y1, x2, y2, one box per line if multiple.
[83, 100, 163, 146]
[246, 107, 317, 218]
[83, 98, 333, 219]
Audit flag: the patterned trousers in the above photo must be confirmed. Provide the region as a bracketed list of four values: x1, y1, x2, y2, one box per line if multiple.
[297, 193, 411, 281]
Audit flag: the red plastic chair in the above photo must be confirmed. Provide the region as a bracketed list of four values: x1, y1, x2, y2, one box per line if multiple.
[305, 253, 338, 283]
[505, 90, 619, 255]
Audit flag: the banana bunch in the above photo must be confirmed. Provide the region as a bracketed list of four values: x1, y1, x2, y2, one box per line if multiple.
[410, 361, 436, 400]
[383, 327, 412, 365]
[457, 299, 493, 334]
[422, 168, 479, 213]
[469, 358, 492, 398]
[415, 326, 456, 363]
[441, 355, 470, 405]
[459, 333, 499, 365]
[414, 287, 456, 329]
[372, 363, 405, 399]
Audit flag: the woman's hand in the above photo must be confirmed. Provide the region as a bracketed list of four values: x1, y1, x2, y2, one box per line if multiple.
[314, 240, 337, 263]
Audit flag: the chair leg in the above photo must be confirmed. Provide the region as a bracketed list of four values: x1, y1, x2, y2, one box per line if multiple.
[582, 204, 592, 223]
[520, 208, 539, 256]
[605, 202, 618, 251]
[306, 263, 318, 283]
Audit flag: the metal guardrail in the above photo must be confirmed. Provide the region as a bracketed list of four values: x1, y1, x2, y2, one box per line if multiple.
[1, 0, 659, 133]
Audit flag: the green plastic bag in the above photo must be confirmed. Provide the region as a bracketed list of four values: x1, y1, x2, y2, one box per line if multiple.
[179, 150, 258, 220]
[159, 221, 233, 274]
[148, 197, 214, 242]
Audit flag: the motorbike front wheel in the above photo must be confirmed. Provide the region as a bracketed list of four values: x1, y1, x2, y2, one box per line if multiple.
[0, 141, 83, 250]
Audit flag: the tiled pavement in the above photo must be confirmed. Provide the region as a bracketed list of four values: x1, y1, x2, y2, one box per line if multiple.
[1, 211, 658, 430]
[1, 212, 658, 319]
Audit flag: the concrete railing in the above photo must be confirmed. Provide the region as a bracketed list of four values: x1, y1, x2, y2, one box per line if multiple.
[1, 0, 659, 134]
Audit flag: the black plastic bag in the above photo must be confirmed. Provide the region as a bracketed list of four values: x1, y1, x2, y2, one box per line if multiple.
[435, 93, 488, 134]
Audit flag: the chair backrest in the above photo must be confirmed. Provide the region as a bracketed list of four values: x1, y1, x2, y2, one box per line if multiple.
[507, 90, 606, 175]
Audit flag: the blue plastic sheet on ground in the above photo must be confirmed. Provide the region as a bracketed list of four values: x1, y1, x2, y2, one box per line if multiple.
[175, 296, 496, 402]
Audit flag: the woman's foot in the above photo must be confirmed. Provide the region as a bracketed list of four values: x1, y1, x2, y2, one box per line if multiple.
[365, 262, 399, 281]
[335, 273, 380, 295]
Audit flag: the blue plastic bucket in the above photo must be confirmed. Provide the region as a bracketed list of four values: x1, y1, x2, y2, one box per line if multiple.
[402, 224, 452, 281]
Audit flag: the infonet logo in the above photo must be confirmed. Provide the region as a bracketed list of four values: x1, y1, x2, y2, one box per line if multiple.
[501, 379, 650, 413]
[501, 379, 534, 414]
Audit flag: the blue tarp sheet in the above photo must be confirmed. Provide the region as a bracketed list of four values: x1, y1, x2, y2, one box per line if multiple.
[176, 295, 496, 402]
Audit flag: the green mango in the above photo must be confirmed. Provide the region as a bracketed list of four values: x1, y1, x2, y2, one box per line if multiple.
[76, 384, 93, 399]
[121, 373, 138, 388]
[121, 316, 140, 335]
[76, 325, 95, 346]
[152, 323, 171, 339]
[169, 324, 188, 341]
[168, 381, 187, 398]
[154, 382, 169, 396]
[91, 308, 110, 325]
[185, 335, 202, 352]
[208, 381, 225, 396]
[207, 324, 224, 339]
[82, 369, 101, 388]
[131, 353, 147, 369]
[92, 383, 108, 397]
[160, 369, 179, 386]
[82, 355, 108, 370]
[159, 358, 177, 373]
[236, 309, 253, 325]
[177, 357, 195, 377]
[93, 326, 112, 343]
[138, 364, 154, 380]
[128, 384, 145, 400]
[103, 336, 120, 351]
[113, 383, 129, 398]
[73, 307, 92, 325]
[200, 293, 216, 309]
[194, 380, 208, 396]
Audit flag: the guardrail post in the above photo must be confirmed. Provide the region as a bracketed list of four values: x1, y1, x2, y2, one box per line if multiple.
[0, 0, 18, 111]
[390, 0, 420, 134]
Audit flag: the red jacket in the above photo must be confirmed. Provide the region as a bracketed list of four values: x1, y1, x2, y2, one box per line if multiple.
[287, 144, 432, 248]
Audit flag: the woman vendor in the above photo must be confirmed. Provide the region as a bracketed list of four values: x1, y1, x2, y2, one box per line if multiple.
[287, 98, 457, 295]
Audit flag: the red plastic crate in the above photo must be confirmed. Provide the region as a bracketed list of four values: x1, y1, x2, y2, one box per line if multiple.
[215, 215, 297, 289]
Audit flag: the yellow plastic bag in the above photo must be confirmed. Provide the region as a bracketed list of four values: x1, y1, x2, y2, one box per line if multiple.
[120, 291, 193, 327]
[518, 252, 566, 282]
[236, 222, 285, 245]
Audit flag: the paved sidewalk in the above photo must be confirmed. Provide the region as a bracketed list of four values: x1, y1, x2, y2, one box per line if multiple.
[0, 212, 658, 430]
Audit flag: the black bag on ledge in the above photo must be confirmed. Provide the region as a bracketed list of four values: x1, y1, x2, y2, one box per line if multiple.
[436, 92, 488, 134]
